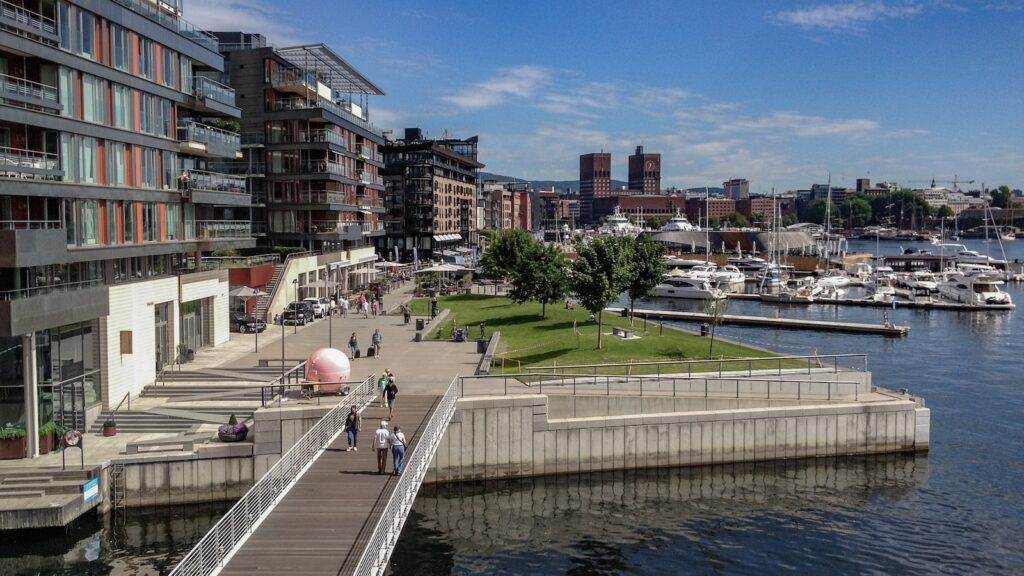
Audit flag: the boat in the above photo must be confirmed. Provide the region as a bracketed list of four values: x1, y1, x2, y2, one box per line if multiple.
[762, 277, 817, 303]
[935, 243, 1008, 269]
[937, 272, 1013, 306]
[868, 273, 897, 303]
[817, 270, 851, 289]
[598, 206, 642, 237]
[659, 210, 698, 232]
[652, 275, 725, 300]
[896, 270, 939, 293]
[713, 265, 747, 292]
[727, 256, 769, 278]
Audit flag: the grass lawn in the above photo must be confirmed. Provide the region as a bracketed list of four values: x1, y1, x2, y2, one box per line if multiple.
[405, 294, 797, 374]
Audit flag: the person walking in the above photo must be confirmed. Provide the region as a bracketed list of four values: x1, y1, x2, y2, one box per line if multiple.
[389, 425, 407, 476]
[377, 371, 390, 408]
[344, 405, 360, 451]
[385, 377, 399, 420]
[371, 328, 383, 358]
[348, 332, 359, 360]
[361, 296, 370, 319]
[401, 303, 411, 325]
[341, 296, 349, 317]
[374, 421, 390, 474]
[430, 295, 438, 319]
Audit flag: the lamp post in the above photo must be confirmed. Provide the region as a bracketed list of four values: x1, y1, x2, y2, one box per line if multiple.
[292, 278, 299, 334]
[326, 270, 332, 349]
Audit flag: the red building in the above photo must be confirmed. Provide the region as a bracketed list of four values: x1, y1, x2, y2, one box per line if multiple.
[514, 191, 532, 230]
[736, 196, 777, 222]
[628, 146, 661, 194]
[579, 152, 612, 224]
[685, 198, 736, 224]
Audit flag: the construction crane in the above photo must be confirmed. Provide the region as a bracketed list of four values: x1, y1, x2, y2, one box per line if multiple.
[906, 175, 975, 191]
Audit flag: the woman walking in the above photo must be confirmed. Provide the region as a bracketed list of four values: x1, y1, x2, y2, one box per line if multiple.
[389, 425, 407, 476]
[343, 405, 360, 451]
[385, 377, 399, 420]
[348, 332, 359, 360]
[371, 328, 383, 358]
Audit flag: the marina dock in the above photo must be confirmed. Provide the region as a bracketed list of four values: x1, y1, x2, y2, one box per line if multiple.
[610, 307, 909, 336]
[727, 292, 1015, 310]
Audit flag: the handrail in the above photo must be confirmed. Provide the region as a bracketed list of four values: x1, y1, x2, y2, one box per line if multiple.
[352, 375, 461, 575]
[0, 0, 56, 35]
[169, 374, 376, 576]
[110, 391, 131, 418]
[522, 353, 869, 374]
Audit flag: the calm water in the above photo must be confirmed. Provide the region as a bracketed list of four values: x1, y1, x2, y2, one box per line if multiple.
[390, 239, 1024, 575]
[5, 240, 1023, 575]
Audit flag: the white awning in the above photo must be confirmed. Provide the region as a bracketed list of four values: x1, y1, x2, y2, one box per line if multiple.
[432, 233, 462, 242]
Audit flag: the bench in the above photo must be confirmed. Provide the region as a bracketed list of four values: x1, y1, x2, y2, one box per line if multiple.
[612, 327, 634, 339]
[125, 434, 210, 455]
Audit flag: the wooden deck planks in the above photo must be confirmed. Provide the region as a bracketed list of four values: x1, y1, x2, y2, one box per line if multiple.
[218, 395, 442, 576]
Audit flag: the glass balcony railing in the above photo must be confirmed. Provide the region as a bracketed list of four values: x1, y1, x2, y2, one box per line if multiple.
[270, 68, 319, 93]
[270, 98, 382, 135]
[207, 160, 265, 176]
[355, 195, 383, 209]
[0, 146, 62, 179]
[356, 145, 383, 163]
[110, 0, 219, 52]
[0, 278, 103, 301]
[305, 220, 361, 235]
[179, 169, 247, 195]
[360, 221, 385, 234]
[193, 76, 236, 108]
[195, 220, 251, 239]
[178, 120, 241, 158]
[287, 160, 349, 178]
[0, 0, 57, 37]
[272, 190, 355, 205]
[358, 171, 383, 186]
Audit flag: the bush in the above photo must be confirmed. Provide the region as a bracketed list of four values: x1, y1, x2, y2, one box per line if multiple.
[228, 414, 238, 425]
[39, 421, 64, 436]
[0, 428, 26, 440]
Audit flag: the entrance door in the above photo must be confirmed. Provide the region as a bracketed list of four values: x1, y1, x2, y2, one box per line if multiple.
[154, 303, 169, 370]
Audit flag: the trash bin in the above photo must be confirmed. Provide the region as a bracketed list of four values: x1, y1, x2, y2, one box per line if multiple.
[414, 332, 422, 342]
[619, 308, 628, 317]
[700, 323, 709, 336]
[415, 318, 425, 331]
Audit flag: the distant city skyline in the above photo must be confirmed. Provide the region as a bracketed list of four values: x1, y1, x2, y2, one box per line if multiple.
[191, 1, 1024, 191]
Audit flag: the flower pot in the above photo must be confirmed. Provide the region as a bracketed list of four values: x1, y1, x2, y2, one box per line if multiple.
[39, 432, 53, 455]
[218, 423, 248, 443]
[102, 423, 117, 437]
[0, 437, 26, 460]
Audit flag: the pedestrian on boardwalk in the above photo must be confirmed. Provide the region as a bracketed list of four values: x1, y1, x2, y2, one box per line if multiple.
[374, 421, 390, 474]
[329, 296, 338, 316]
[385, 377, 399, 420]
[377, 371, 390, 407]
[389, 425, 407, 476]
[344, 405, 360, 451]
[430, 295, 438, 319]
[348, 332, 359, 360]
[401, 303, 411, 325]
[372, 328, 383, 358]
[361, 297, 370, 319]
[370, 298, 379, 316]
[341, 296, 349, 317]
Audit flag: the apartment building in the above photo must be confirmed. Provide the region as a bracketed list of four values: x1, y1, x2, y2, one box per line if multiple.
[381, 128, 483, 260]
[0, 0, 254, 457]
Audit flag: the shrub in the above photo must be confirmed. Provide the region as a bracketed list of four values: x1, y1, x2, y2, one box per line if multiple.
[0, 428, 26, 440]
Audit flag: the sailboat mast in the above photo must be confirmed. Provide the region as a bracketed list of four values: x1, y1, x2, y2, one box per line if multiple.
[705, 186, 710, 263]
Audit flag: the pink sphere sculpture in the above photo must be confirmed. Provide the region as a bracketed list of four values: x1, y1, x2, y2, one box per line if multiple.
[306, 347, 351, 384]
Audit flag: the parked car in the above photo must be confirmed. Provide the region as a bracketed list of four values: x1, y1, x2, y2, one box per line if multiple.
[282, 301, 315, 325]
[230, 312, 267, 333]
[303, 297, 327, 318]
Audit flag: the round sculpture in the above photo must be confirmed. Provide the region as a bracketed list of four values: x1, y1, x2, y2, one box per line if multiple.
[305, 348, 351, 395]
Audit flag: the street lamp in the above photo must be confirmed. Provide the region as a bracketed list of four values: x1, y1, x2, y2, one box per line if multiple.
[325, 269, 333, 349]
[292, 278, 299, 334]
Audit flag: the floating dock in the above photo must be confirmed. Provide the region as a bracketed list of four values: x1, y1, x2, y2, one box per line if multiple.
[727, 293, 1015, 310]
[609, 307, 909, 336]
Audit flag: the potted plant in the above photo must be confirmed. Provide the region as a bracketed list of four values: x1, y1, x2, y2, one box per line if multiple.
[0, 427, 26, 460]
[102, 418, 117, 437]
[218, 414, 248, 443]
[38, 421, 63, 455]
[178, 343, 190, 364]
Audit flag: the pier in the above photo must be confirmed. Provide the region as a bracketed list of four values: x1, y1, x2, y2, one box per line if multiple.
[609, 307, 909, 336]
[726, 292, 1015, 311]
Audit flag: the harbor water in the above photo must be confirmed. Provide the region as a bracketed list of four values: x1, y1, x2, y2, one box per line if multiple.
[3, 240, 1022, 575]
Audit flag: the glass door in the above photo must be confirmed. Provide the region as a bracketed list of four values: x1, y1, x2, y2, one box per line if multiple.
[154, 303, 169, 370]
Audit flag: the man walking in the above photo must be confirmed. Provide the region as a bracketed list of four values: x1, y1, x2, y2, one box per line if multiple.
[371, 328, 383, 358]
[401, 303, 411, 325]
[389, 425, 407, 476]
[341, 296, 349, 317]
[344, 405, 360, 451]
[348, 332, 359, 360]
[377, 371, 390, 408]
[385, 377, 399, 420]
[374, 421, 390, 474]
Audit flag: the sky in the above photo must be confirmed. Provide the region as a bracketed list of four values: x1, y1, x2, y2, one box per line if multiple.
[188, 0, 1024, 192]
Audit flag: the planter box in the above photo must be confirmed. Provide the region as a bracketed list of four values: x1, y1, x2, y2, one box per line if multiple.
[0, 437, 26, 460]
[102, 425, 117, 437]
[39, 432, 53, 455]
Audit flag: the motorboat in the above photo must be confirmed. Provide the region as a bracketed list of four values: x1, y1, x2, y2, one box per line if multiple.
[659, 210, 698, 232]
[762, 277, 816, 303]
[938, 272, 1013, 306]
[728, 256, 769, 277]
[896, 270, 939, 293]
[599, 207, 642, 237]
[817, 270, 851, 289]
[868, 274, 897, 303]
[653, 275, 725, 300]
[936, 243, 1007, 268]
[713, 265, 747, 292]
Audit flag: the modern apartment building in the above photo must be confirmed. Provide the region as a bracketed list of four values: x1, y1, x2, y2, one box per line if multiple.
[381, 128, 483, 260]
[579, 152, 610, 225]
[0, 0, 254, 457]
[627, 145, 660, 194]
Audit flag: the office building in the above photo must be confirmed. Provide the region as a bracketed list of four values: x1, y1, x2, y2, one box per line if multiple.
[628, 146, 660, 194]
[579, 152, 611, 225]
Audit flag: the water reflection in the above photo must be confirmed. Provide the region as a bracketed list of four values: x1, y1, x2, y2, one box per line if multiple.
[0, 502, 231, 576]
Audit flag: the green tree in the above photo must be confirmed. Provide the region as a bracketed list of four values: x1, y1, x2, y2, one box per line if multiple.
[935, 205, 955, 220]
[480, 228, 536, 280]
[569, 236, 632, 349]
[781, 213, 798, 227]
[840, 197, 873, 227]
[721, 212, 750, 228]
[508, 243, 568, 318]
[623, 238, 666, 326]
[991, 185, 1016, 209]
[704, 298, 728, 359]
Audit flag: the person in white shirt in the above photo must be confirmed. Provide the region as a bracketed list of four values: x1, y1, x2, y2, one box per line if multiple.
[374, 421, 390, 474]
[389, 425, 407, 476]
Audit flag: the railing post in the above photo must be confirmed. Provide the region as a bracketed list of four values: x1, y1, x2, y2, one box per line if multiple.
[736, 379, 739, 398]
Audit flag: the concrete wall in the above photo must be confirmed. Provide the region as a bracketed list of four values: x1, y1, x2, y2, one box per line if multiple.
[426, 394, 930, 483]
[179, 271, 230, 347]
[112, 443, 254, 508]
[251, 403, 334, 478]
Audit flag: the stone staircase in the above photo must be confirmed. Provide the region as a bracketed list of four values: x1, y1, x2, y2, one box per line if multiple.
[0, 468, 96, 501]
[254, 262, 285, 321]
[88, 410, 196, 434]
[0, 467, 103, 529]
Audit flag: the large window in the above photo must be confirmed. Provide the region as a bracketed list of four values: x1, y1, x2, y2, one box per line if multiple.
[105, 200, 119, 245]
[58, 67, 77, 118]
[112, 85, 134, 130]
[138, 37, 155, 81]
[61, 134, 99, 184]
[140, 94, 173, 138]
[77, 200, 99, 245]
[160, 49, 179, 89]
[106, 142, 127, 186]
[111, 25, 131, 72]
[141, 202, 158, 242]
[81, 74, 109, 124]
[139, 148, 160, 189]
[123, 201, 136, 243]
[58, 3, 98, 61]
[165, 203, 180, 240]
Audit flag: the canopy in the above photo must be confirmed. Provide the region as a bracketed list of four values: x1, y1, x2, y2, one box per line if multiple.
[229, 286, 268, 298]
[374, 260, 404, 268]
[415, 263, 466, 274]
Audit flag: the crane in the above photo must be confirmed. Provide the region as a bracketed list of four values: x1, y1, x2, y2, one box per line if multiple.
[906, 175, 975, 191]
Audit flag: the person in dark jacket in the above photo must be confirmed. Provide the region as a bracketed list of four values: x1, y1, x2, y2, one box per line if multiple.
[344, 405, 361, 451]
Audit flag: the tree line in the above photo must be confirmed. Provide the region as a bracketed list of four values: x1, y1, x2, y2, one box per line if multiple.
[480, 230, 667, 348]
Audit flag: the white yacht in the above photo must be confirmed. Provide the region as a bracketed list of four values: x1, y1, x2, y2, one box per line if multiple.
[936, 243, 1007, 268]
[868, 274, 897, 303]
[653, 276, 725, 300]
[818, 269, 852, 289]
[713, 265, 747, 292]
[728, 256, 769, 278]
[599, 207, 642, 237]
[896, 270, 939, 293]
[938, 272, 1013, 306]
[659, 210, 699, 232]
[762, 277, 817, 303]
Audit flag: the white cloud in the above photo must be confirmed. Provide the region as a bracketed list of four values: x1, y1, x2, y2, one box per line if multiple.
[187, 0, 305, 46]
[441, 66, 552, 110]
[770, 2, 923, 32]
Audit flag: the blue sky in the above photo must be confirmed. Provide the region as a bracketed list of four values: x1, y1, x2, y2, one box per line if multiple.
[190, 1, 1024, 191]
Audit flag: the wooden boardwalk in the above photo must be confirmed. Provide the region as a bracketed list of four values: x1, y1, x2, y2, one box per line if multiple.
[219, 395, 442, 576]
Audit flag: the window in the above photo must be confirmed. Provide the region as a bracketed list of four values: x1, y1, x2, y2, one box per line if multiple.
[106, 142, 127, 186]
[160, 49, 179, 89]
[106, 200, 119, 245]
[58, 67, 77, 118]
[77, 200, 99, 246]
[79, 11, 96, 59]
[58, 3, 98, 61]
[165, 203, 180, 240]
[162, 151, 177, 190]
[112, 85, 134, 130]
[140, 148, 159, 189]
[140, 94, 174, 138]
[111, 25, 131, 72]
[141, 202, 158, 241]
[180, 58, 193, 94]
[61, 135, 99, 184]
[81, 74, 108, 124]
[183, 203, 195, 239]
[123, 201, 136, 243]
[138, 38, 155, 81]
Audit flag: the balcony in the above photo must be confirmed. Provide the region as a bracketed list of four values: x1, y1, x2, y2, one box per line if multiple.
[110, 0, 219, 53]
[360, 221, 385, 236]
[356, 145, 383, 163]
[189, 76, 239, 117]
[289, 160, 350, 179]
[270, 69, 320, 97]
[241, 132, 264, 147]
[0, 218, 61, 230]
[195, 220, 251, 240]
[0, 280, 108, 336]
[0, 73, 60, 111]
[358, 171, 383, 186]
[355, 195, 384, 210]
[270, 97, 382, 136]
[179, 169, 249, 206]
[178, 120, 241, 159]
[0, 146, 63, 180]
[207, 160, 265, 177]
[304, 220, 363, 240]
[272, 190, 355, 206]
[0, 0, 58, 43]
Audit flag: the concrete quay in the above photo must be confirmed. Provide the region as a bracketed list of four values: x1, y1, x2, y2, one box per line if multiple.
[608, 306, 910, 336]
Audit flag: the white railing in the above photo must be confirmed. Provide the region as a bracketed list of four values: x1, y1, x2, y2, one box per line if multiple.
[352, 375, 460, 576]
[169, 374, 377, 576]
[178, 120, 241, 156]
[195, 220, 251, 239]
[0, 145, 61, 177]
[0, 0, 56, 36]
[0, 73, 58, 106]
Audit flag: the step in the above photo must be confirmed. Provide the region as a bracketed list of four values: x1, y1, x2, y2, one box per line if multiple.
[0, 490, 45, 500]
[0, 469, 92, 481]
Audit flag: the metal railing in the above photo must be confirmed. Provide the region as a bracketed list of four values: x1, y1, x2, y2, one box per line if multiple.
[352, 375, 460, 576]
[207, 160, 265, 176]
[111, 0, 219, 52]
[0, 73, 58, 106]
[269, 97, 382, 135]
[195, 220, 251, 240]
[180, 169, 247, 195]
[360, 221, 385, 234]
[192, 76, 236, 107]
[272, 190, 355, 205]
[356, 145, 383, 162]
[0, 218, 61, 230]
[178, 120, 241, 157]
[520, 353, 869, 378]
[0, 0, 56, 36]
[195, 254, 280, 270]
[169, 374, 376, 576]
[0, 278, 103, 301]
[458, 372, 864, 402]
[0, 145, 61, 177]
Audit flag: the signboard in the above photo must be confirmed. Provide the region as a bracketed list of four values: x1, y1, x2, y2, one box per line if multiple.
[82, 478, 99, 504]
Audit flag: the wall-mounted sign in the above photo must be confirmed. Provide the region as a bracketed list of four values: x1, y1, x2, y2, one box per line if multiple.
[82, 478, 99, 504]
